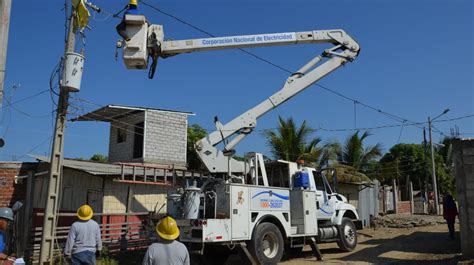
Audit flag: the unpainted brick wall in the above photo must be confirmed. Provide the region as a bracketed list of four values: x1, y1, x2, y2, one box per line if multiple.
[396, 201, 412, 214]
[453, 139, 474, 259]
[109, 113, 145, 162]
[144, 110, 188, 166]
[0, 163, 36, 207]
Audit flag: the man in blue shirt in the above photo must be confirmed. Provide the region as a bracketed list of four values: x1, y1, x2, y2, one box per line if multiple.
[0, 207, 14, 264]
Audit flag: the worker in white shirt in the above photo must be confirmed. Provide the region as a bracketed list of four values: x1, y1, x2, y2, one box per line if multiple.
[64, 205, 102, 265]
[142, 216, 190, 265]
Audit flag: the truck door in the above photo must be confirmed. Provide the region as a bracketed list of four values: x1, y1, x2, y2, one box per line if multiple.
[313, 170, 334, 220]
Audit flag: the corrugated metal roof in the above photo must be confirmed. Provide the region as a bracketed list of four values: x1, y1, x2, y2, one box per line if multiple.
[31, 155, 191, 177]
[33, 155, 127, 175]
[71, 104, 194, 122]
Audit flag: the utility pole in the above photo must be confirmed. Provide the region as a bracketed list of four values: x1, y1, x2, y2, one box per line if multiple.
[39, 8, 77, 264]
[428, 116, 440, 215]
[427, 108, 449, 215]
[0, 0, 12, 109]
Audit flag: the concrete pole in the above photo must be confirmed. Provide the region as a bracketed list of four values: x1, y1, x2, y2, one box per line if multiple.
[409, 181, 414, 214]
[428, 117, 440, 215]
[392, 179, 398, 213]
[0, 0, 12, 109]
[39, 10, 75, 264]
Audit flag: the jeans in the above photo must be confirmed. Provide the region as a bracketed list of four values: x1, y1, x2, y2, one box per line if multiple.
[72, 251, 96, 265]
[446, 218, 455, 239]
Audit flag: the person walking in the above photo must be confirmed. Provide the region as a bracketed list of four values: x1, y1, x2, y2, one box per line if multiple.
[142, 216, 190, 265]
[442, 194, 458, 240]
[0, 208, 15, 265]
[65, 205, 102, 265]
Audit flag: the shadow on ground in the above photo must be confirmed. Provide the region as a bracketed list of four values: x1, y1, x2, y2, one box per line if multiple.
[99, 229, 462, 265]
[296, 230, 462, 265]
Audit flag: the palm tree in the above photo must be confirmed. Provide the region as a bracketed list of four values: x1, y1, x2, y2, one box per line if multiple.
[264, 116, 326, 166]
[337, 130, 382, 172]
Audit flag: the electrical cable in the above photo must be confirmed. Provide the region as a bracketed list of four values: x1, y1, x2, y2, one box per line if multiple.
[397, 120, 406, 143]
[139, 0, 438, 136]
[70, 96, 474, 136]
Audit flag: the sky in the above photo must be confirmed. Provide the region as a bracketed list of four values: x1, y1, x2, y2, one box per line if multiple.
[0, 0, 473, 162]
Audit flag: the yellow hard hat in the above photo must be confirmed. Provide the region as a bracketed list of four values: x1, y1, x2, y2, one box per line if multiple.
[156, 216, 180, 240]
[77, 205, 93, 221]
[129, 0, 138, 5]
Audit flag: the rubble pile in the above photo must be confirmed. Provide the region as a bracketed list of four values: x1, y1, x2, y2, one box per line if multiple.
[371, 214, 446, 229]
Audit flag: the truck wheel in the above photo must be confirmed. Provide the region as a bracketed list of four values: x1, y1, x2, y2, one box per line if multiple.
[248, 223, 284, 265]
[337, 217, 357, 252]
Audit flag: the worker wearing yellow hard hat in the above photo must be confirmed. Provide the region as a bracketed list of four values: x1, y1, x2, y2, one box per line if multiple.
[142, 216, 190, 264]
[64, 205, 103, 264]
[125, 0, 139, 15]
[77, 204, 93, 221]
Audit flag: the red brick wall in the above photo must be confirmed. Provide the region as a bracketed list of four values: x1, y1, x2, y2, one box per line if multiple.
[0, 163, 36, 207]
[397, 201, 412, 214]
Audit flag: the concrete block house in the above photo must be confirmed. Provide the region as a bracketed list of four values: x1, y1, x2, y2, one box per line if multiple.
[75, 104, 193, 166]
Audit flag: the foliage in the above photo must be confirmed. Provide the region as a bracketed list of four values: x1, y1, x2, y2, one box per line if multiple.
[436, 137, 456, 195]
[90, 154, 108, 163]
[264, 116, 333, 167]
[187, 124, 208, 170]
[336, 131, 382, 173]
[378, 144, 427, 189]
[332, 164, 372, 184]
[376, 139, 456, 195]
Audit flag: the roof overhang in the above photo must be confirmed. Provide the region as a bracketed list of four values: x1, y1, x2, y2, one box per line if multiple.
[71, 104, 194, 122]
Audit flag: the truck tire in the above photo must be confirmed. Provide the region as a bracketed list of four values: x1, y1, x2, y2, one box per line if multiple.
[248, 223, 284, 265]
[337, 217, 357, 252]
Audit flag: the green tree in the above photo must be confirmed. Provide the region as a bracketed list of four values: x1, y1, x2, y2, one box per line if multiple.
[436, 137, 456, 195]
[187, 124, 208, 170]
[90, 154, 108, 163]
[264, 116, 330, 167]
[378, 144, 427, 188]
[337, 131, 382, 173]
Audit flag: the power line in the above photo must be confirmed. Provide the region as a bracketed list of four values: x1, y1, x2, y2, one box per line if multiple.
[70, 96, 474, 135]
[4, 89, 49, 106]
[138, 0, 436, 134]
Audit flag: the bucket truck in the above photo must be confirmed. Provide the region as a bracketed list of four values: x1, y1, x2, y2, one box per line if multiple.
[117, 13, 361, 264]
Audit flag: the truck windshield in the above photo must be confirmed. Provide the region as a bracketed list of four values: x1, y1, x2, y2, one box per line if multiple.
[313, 170, 333, 194]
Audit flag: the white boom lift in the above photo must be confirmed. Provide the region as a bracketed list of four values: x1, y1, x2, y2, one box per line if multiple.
[117, 13, 361, 265]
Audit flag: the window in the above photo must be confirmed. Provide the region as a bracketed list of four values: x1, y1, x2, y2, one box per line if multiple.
[313, 170, 324, 190]
[133, 122, 144, 158]
[117, 127, 127, 143]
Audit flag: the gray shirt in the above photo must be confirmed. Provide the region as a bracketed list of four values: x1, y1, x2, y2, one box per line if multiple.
[64, 220, 102, 255]
[142, 239, 190, 265]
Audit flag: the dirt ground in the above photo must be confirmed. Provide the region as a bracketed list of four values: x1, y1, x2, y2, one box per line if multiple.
[225, 223, 464, 265]
[108, 218, 468, 265]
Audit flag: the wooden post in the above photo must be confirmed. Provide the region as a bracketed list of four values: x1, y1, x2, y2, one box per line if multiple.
[19, 171, 34, 257]
[132, 165, 136, 181]
[121, 185, 133, 251]
[409, 181, 414, 214]
[393, 179, 398, 213]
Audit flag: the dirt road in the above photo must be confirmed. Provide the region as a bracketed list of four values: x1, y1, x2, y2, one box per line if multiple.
[226, 223, 462, 265]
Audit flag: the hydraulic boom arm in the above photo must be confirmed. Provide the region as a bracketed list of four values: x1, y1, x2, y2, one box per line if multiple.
[118, 14, 360, 174]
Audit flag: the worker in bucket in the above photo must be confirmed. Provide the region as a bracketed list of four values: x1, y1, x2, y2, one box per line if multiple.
[64, 205, 102, 265]
[0, 208, 15, 265]
[142, 216, 190, 265]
